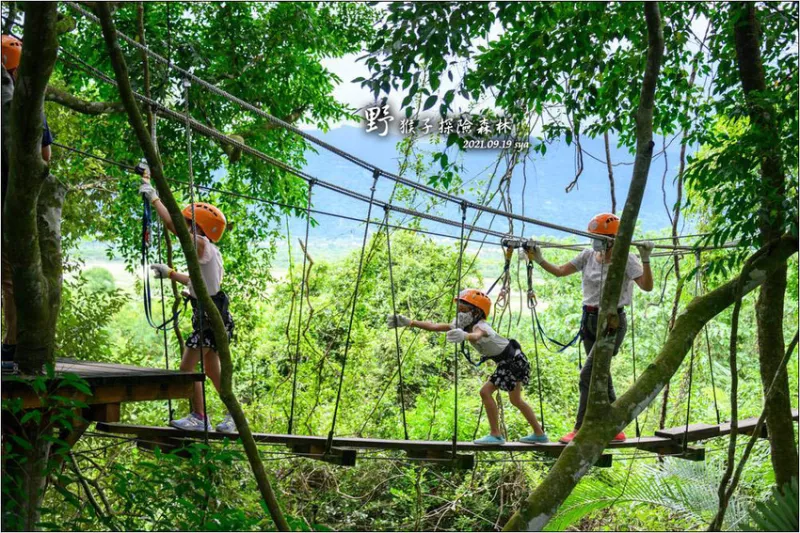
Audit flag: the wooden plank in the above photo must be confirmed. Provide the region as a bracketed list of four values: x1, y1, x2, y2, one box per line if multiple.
[655, 423, 720, 442]
[289, 443, 357, 466]
[96, 423, 678, 454]
[719, 409, 799, 437]
[406, 450, 475, 469]
[84, 403, 121, 423]
[12, 381, 195, 409]
[2, 358, 204, 390]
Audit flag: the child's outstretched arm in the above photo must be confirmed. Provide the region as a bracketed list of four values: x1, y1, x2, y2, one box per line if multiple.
[150, 264, 190, 285]
[387, 314, 451, 332]
[139, 173, 177, 234]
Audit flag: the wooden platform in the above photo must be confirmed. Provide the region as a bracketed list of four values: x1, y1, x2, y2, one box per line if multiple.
[94, 422, 688, 457]
[2, 358, 204, 411]
[96, 409, 799, 468]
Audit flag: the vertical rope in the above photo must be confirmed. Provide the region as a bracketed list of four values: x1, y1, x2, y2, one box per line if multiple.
[327, 170, 381, 452]
[383, 206, 409, 440]
[630, 293, 640, 437]
[697, 251, 721, 425]
[526, 257, 545, 431]
[184, 78, 209, 444]
[157, 225, 173, 421]
[288, 181, 314, 434]
[452, 202, 468, 457]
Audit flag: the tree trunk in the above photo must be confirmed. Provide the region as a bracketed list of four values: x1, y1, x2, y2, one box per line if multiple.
[94, 5, 290, 530]
[4, 1, 61, 374]
[504, 4, 665, 528]
[732, 1, 798, 487]
[1, 6, 63, 530]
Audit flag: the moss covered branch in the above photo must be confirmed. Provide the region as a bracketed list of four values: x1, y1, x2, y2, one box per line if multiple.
[94, 4, 289, 530]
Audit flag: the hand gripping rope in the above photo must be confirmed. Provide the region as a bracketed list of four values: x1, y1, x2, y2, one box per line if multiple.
[141, 181, 184, 333]
[519, 239, 582, 354]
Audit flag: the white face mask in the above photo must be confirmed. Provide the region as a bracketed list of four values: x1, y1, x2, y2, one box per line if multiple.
[456, 312, 475, 329]
[592, 238, 607, 252]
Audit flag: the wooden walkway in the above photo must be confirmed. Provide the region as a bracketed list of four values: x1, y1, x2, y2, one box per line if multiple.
[2, 358, 204, 410]
[96, 409, 797, 468]
[2, 358, 204, 467]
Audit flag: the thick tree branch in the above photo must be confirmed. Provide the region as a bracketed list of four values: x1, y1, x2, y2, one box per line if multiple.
[504, 4, 665, 529]
[45, 85, 126, 115]
[94, 5, 290, 531]
[733, 0, 798, 487]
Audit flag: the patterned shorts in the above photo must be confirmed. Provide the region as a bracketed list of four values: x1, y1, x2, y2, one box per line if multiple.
[185, 292, 235, 351]
[489, 350, 531, 392]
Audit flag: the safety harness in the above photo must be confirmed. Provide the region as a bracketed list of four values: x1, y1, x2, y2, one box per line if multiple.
[140, 168, 184, 331]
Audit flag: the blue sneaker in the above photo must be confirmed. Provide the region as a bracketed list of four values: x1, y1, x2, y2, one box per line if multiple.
[474, 434, 505, 445]
[519, 433, 549, 444]
[170, 412, 211, 431]
[215, 413, 237, 433]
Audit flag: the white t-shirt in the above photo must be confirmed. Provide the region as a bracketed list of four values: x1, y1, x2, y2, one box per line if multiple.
[451, 319, 510, 357]
[569, 250, 643, 307]
[188, 235, 224, 297]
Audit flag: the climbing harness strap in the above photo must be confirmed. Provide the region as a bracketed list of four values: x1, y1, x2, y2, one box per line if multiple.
[518, 240, 582, 354]
[141, 196, 183, 331]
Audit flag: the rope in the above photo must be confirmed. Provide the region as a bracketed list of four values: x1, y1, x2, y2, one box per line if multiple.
[630, 293, 640, 438]
[63, 1, 617, 243]
[141, 188, 182, 333]
[452, 202, 468, 458]
[288, 181, 314, 434]
[55, 51, 734, 257]
[157, 223, 174, 422]
[525, 256, 546, 431]
[327, 170, 381, 453]
[184, 78, 209, 444]
[696, 251, 721, 425]
[382, 206, 409, 440]
[52, 140, 510, 249]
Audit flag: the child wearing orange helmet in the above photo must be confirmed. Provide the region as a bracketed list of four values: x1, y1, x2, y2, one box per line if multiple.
[388, 288, 548, 445]
[526, 213, 654, 444]
[1, 35, 53, 368]
[139, 173, 237, 433]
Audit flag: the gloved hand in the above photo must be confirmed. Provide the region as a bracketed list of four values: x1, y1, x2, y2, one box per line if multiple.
[446, 328, 468, 344]
[138, 179, 159, 204]
[518, 243, 544, 264]
[150, 264, 172, 279]
[635, 241, 655, 263]
[387, 314, 411, 329]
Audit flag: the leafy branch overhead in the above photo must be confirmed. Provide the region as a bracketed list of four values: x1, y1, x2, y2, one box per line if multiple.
[46, 1, 377, 297]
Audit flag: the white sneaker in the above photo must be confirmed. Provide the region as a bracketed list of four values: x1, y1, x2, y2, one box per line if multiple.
[170, 412, 211, 431]
[215, 413, 237, 433]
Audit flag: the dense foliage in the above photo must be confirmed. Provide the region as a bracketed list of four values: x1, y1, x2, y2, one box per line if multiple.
[2, 1, 797, 531]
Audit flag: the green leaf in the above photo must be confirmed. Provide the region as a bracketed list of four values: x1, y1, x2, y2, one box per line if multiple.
[422, 94, 437, 111]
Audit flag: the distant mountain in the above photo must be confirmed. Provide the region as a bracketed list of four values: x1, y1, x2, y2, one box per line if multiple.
[288, 125, 690, 247]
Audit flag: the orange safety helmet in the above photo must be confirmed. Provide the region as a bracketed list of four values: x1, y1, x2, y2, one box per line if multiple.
[2, 35, 22, 72]
[588, 213, 620, 236]
[454, 288, 491, 319]
[182, 202, 227, 243]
